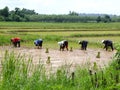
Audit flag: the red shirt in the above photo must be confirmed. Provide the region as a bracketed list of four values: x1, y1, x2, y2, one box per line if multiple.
[11, 37, 20, 42]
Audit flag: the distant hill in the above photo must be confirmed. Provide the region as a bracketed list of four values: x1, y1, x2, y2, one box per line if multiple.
[78, 13, 118, 17]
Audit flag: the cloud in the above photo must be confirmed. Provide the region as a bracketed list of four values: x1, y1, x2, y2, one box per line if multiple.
[0, 0, 120, 15]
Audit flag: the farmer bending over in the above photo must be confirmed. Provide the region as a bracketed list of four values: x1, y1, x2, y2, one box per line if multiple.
[102, 40, 114, 51]
[34, 39, 43, 49]
[58, 40, 68, 51]
[79, 40, 88, 50]
[11, 37, 21, 47]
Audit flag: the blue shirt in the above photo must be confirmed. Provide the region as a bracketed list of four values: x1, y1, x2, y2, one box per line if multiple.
[34, 39, 43, 45]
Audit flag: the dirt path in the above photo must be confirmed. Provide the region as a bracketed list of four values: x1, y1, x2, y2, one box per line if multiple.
[0, 46, 116, 71]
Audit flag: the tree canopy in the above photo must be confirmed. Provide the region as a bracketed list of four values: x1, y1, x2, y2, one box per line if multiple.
[0, 6, 120, 22]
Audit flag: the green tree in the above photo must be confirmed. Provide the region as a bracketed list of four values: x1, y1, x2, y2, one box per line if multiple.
[103, 15, 111, 23]
[21, 8, 37, 15]
[69, 11, 79, 16]
[15, 7, 21, 15]
[96, 16, 101, 23]
[0, 6, 9, 17]
[0, 6, 9, 21]
[11, 14, 21, 22]
[0, 16, 4, 21]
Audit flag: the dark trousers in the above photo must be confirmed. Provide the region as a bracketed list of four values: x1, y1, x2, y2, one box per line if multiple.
[81, 43, 87, 50]
[63, 41, 68, 51]
[104, 44, 113, 51]
[13, 41, 20, 47]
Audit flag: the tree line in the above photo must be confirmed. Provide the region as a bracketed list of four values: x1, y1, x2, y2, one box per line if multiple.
[0, 6, 37, 22]
[0, 6, 120, 22]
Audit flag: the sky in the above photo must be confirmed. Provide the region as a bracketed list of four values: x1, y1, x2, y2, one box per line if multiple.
[0, 0, 120, 15]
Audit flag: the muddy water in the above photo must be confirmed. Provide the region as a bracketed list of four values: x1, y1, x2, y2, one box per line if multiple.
[0, 46, 116, 72]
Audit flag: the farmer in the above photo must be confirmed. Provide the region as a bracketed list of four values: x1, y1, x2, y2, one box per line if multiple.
[102, 40, 114, 51]
[79, 40, 88, 50]
[11, 37, 21, 47]
[34, 39, 43, 49]
[58, 40, 68, 51]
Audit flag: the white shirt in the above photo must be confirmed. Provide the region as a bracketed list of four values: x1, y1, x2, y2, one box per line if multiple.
[58, 41, 64, 46]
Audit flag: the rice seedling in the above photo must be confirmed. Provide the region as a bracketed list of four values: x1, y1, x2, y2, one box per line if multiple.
[96, 52, 101, 58]
[45, 48, 49, 53]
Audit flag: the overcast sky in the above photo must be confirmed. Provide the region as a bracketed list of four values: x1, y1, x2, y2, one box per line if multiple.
[0, 0, 120, 15]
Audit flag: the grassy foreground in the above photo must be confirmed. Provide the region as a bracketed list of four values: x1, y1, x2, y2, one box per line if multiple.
[0, 45, 120, 90]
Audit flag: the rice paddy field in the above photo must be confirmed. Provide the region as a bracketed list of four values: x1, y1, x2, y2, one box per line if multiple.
[0, 22, 120, 48]
[0, 22, 120, 90]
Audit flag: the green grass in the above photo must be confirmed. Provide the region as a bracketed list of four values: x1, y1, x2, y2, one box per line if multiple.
[0, 46, 120, 90]
[0, 22, 120, 49]
[0, 22, 120, 30]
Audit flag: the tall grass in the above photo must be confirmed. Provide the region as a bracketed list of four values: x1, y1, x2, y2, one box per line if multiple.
[0, 44, 120, 90]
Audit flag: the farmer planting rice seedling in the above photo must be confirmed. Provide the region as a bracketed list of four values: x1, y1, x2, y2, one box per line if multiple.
[79, 40, 88, 50]
[58, 40, 69, 51]
[11, 37, 21, 47]
[34, 39, 43, 49]
[102, 40, 114, 51]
